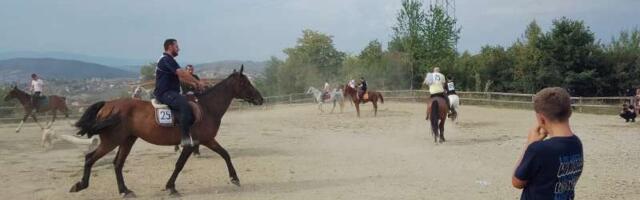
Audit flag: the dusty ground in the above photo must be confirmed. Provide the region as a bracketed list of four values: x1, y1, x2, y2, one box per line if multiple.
[0, 102, 638, 200]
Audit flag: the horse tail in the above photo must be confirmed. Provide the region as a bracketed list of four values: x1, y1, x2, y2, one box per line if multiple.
[430, 100, 439, 134]
[74, 101, 119, 138]
[378, 93, 384, 104]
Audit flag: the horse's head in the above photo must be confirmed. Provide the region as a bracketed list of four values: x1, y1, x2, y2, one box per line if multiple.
[4, 85, 19, 101]
[227, 65, 264, 105]
[305, 87, 313, 95]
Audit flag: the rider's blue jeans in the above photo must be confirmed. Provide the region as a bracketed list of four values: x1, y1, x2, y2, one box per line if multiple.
[157, 91, 194, 138]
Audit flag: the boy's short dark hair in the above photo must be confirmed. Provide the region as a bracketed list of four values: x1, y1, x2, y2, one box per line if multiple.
[534, 87, 572, 122]
[164, 39, 177, 50]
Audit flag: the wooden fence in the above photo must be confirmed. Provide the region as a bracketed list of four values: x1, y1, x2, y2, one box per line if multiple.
[0, 90, 631, 123]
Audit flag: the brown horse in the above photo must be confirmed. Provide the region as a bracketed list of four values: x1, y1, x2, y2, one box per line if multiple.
[3, 86, 69, 132]
[427, 95, 448, 143]
[343, 85, 384, 117]
[69, 66, 264, 197]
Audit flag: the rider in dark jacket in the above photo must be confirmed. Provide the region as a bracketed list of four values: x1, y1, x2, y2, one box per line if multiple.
[358, 77, 367, 102]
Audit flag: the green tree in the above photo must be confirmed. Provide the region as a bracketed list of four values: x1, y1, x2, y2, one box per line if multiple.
[604, 29, 640, 95]
[536, 17, 604, 96]
[140, 62, 157, 81]
[390, 0, 427, 88]
[510, 20, 543, 93]
[422, 5, 460, 75]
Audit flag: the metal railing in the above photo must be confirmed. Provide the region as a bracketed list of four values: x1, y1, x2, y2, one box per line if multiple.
[1, 90, 631, 123]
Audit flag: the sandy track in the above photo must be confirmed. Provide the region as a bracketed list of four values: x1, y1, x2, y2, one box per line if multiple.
[0, 102, 638, 199]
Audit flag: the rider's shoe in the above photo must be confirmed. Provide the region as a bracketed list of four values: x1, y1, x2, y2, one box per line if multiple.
[180, 135, 198, 148]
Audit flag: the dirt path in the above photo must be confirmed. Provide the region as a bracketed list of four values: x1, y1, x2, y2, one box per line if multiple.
[0, 102, 638, 199]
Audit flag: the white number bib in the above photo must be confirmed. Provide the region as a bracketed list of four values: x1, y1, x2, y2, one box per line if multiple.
[157, 108, 173, 124]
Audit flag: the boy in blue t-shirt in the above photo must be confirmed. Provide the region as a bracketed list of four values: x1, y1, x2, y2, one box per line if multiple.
[512, 87, 583, 200]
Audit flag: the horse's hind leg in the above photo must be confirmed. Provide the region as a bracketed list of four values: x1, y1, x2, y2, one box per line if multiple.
[70, 141, 117, 193]
[30, 112, 45, 130]
[165, 146, 195, 195]
[204, 140, 240, 186]
[439, 120, 446, 143]
[373, 102, 378, 117]
[47, 110, 57, 128]
[113, 136, 137, 197]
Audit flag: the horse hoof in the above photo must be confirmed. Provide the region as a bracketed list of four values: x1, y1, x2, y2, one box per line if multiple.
[231, 178, 241, 187]
[164, 187, 180, 196]
[69, 181, 86, 193]
[121, 190, 136, 198]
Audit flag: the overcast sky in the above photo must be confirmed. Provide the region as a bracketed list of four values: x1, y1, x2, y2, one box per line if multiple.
[1, 0, 638, 63]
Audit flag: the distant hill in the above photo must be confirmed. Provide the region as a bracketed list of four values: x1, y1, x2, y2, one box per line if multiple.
[0, 51, 148, 67]
[0, 58, 136, 83]
[195, 60, 267, 77]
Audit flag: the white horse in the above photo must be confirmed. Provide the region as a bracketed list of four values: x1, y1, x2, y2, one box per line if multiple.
[448, 94, 460, 123]
[306, 86, 344, 113]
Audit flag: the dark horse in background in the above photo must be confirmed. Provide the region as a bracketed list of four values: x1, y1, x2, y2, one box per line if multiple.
[4, 85, 69, 132]
[69, 66, 264, 198]
[343, 84, 384, 117]
[427, 95, 449, 143]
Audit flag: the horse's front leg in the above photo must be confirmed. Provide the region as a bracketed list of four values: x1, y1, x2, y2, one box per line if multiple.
[15, 111, 32, 133]
[330, 99, 336, 113]
[204, 139, 240, 186]
[30, 112, 45, 130]
[165, 146, 194, 196]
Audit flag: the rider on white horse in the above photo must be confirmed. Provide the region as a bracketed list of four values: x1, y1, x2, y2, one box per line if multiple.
[323, 81, 331, 100]
[446, 76, 458, 116]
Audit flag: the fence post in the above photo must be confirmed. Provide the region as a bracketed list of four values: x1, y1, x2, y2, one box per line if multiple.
[578, 97, 583, 113]
[289, 94, 293, 104]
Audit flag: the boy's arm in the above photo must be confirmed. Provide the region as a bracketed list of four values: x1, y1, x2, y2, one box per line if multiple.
[512, 143, 530, 189]
[512, 126, 547, 189]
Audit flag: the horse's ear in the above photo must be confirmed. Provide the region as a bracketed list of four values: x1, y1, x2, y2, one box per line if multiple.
[240, 64, 244, 73]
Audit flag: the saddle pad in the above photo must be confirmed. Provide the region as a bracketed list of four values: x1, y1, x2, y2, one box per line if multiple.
[151, 99, 169, 109]
[155, 108, 175, 127]
[363, 92, 369, 100]
[153, 102, 202, 127]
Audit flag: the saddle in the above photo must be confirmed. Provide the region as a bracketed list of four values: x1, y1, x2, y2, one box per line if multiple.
[151, 96, 203, 127]
[34, 96, 49, 110]
[322, 92, 331, 101]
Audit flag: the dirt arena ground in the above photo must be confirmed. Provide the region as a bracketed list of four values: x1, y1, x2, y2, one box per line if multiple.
[0, 102, 638, 200]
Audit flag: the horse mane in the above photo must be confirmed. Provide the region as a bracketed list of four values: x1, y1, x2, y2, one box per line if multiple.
[198, 77, 230, 98]
[10, 87, 30, 99]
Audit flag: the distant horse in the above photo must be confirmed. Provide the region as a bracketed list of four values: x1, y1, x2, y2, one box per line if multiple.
[448, 94, 460, 123]
[305, 86, 344, 113]
[343, 85, 384, 117]
[4, 86, 70, 132]
[427, 96, 449, 143]
[68, 66, 264, 197]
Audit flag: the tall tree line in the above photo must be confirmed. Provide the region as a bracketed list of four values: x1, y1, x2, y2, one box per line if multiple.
[255, 0, 640, 97]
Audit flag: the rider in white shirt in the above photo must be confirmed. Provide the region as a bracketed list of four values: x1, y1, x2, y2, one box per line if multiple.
[30, 73, 44, 109]
[424, 67, 451, 117]
[323, 81, 331, 99]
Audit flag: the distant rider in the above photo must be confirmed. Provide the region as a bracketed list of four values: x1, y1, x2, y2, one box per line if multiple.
[30, 74, 45, 110]
[358, 77, 367, 102]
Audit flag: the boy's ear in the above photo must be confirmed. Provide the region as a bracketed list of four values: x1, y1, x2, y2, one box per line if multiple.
[535, 113, 546, 127]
